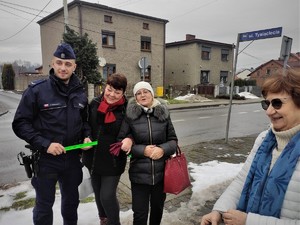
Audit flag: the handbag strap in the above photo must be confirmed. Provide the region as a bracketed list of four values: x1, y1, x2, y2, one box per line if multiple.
[176, 145, 182, 156]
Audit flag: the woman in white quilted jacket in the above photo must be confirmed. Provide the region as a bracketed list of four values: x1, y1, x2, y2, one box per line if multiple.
[200, 69, 300, 225]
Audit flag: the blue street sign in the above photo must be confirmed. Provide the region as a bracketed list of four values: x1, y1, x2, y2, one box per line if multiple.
[239, 27, 282, 42]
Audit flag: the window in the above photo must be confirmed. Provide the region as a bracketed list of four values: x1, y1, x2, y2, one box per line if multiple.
[143, 23, 149, 30]
[102, 30, 115, 48]
[141, 66, 151, 82]
[221, 49, 229, 61]
[200, 70, 210, 84]
[201, 46, 211, 60]
[104, 15, 112, 23]
[103, 64, 116, 80]
[220, 71, 229, 83]
[266, 68, 271, 75]
[141, 36, 151, 51]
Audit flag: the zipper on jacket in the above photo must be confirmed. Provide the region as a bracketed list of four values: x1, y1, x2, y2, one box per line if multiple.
[90, 128, 101, 175]
[147, 113, 155, 185]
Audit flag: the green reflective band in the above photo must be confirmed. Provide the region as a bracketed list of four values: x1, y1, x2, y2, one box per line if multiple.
[65, 141, 98, 151]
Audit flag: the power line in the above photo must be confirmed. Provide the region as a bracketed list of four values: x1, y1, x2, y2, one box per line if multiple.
[0, 8, 35, 21]
[114, 0, 145, 8]
[0, 0, 52, 14]
[0, 3, 46, 18]
[238, 40, 254, 55]
[169, 0, 219, 20]
[0, 0, 53, 41]
[241, 51, 266, 62]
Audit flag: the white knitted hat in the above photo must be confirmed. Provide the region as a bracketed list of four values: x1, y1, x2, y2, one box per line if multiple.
[133, 81, 154, 96]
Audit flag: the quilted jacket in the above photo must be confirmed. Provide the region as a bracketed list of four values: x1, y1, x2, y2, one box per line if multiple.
[213, 130, 300, 225]
[118, 98, 178, 185]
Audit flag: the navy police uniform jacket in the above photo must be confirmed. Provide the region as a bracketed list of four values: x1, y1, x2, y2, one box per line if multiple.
[12, 69, 91, 159]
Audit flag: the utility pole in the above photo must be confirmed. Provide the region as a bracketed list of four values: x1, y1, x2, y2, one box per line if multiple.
[63, 0, 69, 33]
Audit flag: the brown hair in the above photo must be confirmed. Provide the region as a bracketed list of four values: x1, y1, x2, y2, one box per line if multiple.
[106, 73, 127, 92]
[261, 69, 300, 108]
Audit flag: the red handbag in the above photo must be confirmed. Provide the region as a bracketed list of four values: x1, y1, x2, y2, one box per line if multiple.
[164, 146, 191, 195]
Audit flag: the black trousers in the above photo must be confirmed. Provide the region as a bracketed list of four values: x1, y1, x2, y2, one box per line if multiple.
[91, 174, 121, 225]
[131, 181, 166, 225]
[31, 157, 83, 225]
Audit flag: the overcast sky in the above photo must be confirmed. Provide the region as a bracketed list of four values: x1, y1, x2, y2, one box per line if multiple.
[0, 0, 299, 70]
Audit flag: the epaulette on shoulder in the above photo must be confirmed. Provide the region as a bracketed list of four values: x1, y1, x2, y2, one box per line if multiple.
[29, 79, 47, 87]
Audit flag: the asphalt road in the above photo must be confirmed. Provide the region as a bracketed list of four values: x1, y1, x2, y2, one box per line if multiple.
[171, 103, 269, 146]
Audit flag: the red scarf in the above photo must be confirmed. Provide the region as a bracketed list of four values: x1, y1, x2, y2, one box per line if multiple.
[97, 96, 125, 123]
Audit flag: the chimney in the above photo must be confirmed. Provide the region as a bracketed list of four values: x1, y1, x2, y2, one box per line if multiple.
[186, 34, 196, 40]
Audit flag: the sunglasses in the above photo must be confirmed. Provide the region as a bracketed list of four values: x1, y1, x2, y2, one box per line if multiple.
[261, 97, 290, 110]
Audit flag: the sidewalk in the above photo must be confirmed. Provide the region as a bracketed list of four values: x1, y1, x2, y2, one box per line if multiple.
[167, 97, 262, 110]
[0, 102, 8, 116]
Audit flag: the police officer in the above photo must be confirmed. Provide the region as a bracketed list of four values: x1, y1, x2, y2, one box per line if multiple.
[12, 43, 92, 225]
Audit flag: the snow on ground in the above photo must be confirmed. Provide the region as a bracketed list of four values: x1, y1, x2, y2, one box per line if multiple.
[174, 94, 213, 102]
[0, 161, 243, 225]
[237, 92, 260, 99]
[174, 92, 259, 102]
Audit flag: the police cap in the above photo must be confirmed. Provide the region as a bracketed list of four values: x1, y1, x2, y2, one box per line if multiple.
[53, 43, 76, 60]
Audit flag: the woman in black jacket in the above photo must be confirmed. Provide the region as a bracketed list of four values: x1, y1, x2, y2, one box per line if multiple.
[118, 81, 178, 225]
[82, 73, 132, 225]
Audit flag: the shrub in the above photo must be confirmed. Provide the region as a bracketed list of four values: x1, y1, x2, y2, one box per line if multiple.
[2, 64, 15, 90]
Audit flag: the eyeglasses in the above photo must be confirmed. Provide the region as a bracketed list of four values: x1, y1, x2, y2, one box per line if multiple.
[135, 89, 151, 96]
[261, 97, 290, 110]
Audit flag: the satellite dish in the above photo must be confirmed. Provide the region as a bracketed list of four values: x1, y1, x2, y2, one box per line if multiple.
[138, 60, 142, 69]
[138, 57, 148, 69]
[99, 57, 106, 67]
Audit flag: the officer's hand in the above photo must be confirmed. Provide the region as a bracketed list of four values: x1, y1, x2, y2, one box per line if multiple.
[81, 137, 93, 150]
[47, 143, 66, 156]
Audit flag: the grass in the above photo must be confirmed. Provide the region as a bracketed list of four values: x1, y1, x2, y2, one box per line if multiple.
[80, 196, 95, 203]
[0, 191, 36, 211]
[0, 191, 95, 212]
[11, 198, 35, 210]
[13, 191, 27, 200]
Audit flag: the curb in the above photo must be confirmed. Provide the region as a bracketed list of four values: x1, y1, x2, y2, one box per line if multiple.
[168, 99, 262, 111]
[0, 111, 8, 116]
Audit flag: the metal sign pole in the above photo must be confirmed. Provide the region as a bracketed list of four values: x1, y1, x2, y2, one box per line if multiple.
[224, 27, 282, 143]
[225, 38, 240, 143]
